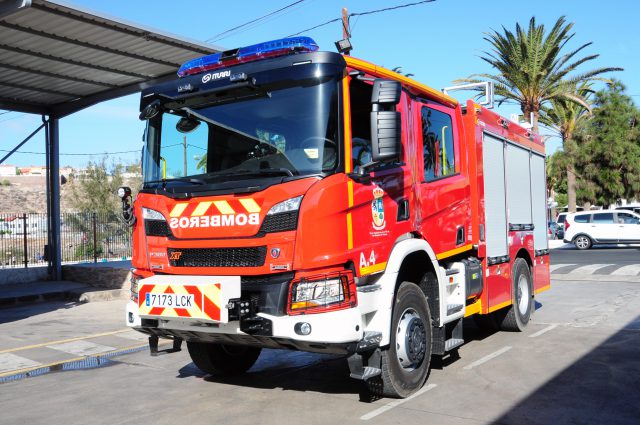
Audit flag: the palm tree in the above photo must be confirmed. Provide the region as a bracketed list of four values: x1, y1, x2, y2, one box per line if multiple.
[456, 16, 621, 134]
[540, 82, 593, 212]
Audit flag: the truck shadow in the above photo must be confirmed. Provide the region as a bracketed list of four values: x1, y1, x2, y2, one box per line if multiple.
[177, 349, 365, 396]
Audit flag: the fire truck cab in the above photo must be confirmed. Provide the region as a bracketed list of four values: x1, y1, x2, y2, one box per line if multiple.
[122, 37, 550, 398]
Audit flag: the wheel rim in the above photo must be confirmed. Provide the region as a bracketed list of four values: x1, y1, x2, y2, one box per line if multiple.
[576, 236, 589, 249]
[395, 308, 426, 370]
[517, 274, 530, 315]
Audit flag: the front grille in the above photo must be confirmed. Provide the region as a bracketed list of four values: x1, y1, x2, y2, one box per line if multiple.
[168, 247, 267, 267]
[145, 220, 172, 237]
[259, 211, 298, 233]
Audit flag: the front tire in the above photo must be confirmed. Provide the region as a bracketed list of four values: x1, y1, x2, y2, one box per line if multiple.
[496, 258, 533, 332]
[574, 235, 592, 250]
[187, 342, 261, 376]
[376, 282, 432, 398]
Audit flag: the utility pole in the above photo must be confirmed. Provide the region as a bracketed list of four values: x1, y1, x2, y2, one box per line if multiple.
[183, 135, 187, 176]
[342, 7, 350, 56]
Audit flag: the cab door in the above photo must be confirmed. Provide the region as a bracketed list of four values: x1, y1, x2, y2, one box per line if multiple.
[417, 103, 470, 256]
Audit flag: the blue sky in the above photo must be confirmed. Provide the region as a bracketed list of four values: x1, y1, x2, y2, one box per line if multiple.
[1, 0, 637, 168]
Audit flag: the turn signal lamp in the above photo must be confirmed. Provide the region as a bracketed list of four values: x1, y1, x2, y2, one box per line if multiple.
[178, 37, 320, 78]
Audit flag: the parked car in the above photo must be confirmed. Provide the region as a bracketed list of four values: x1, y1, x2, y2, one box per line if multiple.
[615, 204, 640, 215]
[548, 220, 564, 240]
[563, 210, 640, 249]
[556, 212, 568, 229]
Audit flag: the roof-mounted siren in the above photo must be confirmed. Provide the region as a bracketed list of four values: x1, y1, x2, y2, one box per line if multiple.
[442, 81, 494, 109]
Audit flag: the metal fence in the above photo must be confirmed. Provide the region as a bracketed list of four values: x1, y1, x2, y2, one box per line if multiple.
[0, 212, 132, 268]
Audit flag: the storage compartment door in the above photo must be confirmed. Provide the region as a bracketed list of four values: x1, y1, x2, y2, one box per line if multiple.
[530, 153, 548, 251]
[505, 143, 533, 227]
[482, 133, 508, 258]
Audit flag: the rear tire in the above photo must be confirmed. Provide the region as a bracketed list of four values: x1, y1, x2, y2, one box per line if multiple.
[574, 235, 592, 250]
[374, 281, 432, 398]
[496, 258, 533, 332]
[187, 342, 261, 376]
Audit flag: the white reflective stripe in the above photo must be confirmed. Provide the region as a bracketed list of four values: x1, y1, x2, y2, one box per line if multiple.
[570, 264, 610, 274]
[47, 340, 116, 356]
[610, 264, 640, 276]
[0, 353, 41, 373]
[550, 264, 576, 273]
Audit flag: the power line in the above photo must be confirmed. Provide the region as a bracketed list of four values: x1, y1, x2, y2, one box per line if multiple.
[288, 0, 436, 37]
[349, 0, 435, 18]
[0, 144, 182, 157]
[287, 17, 341, 37]
[206, 0, 307, 43]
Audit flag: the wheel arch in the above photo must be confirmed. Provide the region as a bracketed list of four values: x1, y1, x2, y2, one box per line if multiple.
[360, 236, 444, 346]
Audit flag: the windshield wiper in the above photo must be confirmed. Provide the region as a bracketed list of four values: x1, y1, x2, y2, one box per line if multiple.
[144, 177, 206, 188]
[232, 168, 295, 177]
[173, 177, 206, 185]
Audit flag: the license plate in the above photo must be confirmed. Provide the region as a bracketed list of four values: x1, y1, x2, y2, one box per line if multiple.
[145, 293, 194, 309]
[137, 276, 240, 323]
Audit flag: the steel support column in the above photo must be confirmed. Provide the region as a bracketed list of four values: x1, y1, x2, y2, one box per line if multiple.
[46, 118, 62, 280]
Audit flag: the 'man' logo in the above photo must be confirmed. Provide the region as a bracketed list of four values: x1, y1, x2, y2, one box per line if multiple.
[169, 251, 182, 261]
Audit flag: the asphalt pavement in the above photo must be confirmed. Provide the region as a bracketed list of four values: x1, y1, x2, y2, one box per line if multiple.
[549, 242, 640, 276]
[0, 248, 639, 424]
[1, 275, 639, 425]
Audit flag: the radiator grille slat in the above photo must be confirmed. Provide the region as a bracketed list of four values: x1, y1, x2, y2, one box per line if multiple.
[168, 247, 267, 267]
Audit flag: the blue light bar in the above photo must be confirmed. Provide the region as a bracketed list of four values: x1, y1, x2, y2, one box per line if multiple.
[178, 37, 319, 78]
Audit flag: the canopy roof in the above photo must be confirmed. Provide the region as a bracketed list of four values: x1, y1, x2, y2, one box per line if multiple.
[0, 0, 220, 117]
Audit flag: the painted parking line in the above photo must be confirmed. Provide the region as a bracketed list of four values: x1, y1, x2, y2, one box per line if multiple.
[360, 384, 437, 420]
[610, 264, 640, 276]
[47, 340, 116, 356]
[0, 353, 42, 374]
[463, 346, 512, 370]
[116, 331, 150, 342]
[569, 264, 611, 275]
[529, 324, 558, 338]
[0, 329, 129, 355]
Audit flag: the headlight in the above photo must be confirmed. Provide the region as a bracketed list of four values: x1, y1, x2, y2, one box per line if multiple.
[142, 207, 165, 221]
[267, 196, 303, 215]
[288, 272, 356, 314]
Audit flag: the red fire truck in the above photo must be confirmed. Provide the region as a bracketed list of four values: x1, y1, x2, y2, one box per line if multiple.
[121, 37, 550, 398]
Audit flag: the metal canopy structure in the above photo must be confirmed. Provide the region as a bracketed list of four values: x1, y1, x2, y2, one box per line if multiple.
[0, 0, 220, 279]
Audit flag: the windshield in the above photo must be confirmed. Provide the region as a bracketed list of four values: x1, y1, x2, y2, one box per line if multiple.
[143, 74, 340, 188]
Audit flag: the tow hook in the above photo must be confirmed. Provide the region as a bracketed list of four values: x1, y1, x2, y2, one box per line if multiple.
[149, 335, 183, 357]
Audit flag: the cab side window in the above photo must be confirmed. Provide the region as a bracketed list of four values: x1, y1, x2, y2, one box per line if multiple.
[349, 79, 373, 167]
[421, 107, 455, 181]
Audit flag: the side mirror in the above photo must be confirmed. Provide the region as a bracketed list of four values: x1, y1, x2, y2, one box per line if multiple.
[118, 187, 135, 226]
[370, 79, 401, 163]
[139, 99, 161, 120]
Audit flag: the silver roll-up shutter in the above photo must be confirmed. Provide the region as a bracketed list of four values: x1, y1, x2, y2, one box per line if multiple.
[505, 143, 532, 225]
[530, 153, 548, 251]
[482, 133, 508, 258]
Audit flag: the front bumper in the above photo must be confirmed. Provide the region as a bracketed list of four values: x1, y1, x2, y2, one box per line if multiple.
[126, 300, 363, 354]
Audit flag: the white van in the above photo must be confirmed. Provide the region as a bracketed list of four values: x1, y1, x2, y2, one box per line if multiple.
[563, 210, 640, 249]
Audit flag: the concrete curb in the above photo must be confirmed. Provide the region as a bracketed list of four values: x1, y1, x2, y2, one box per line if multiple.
[73, 288, 129, 303]
[0, 287, 129, 308]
